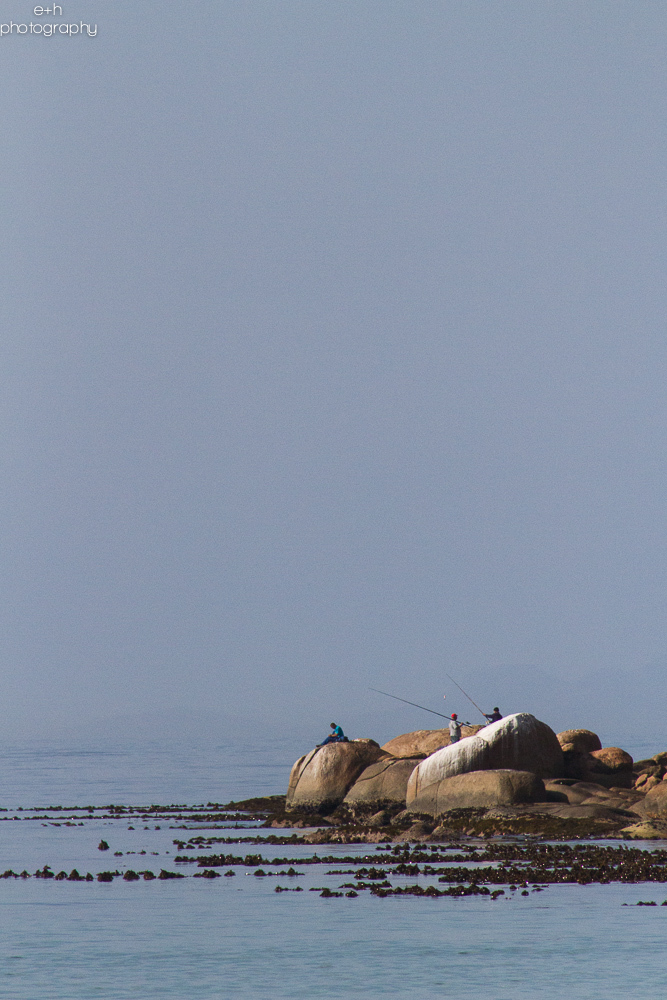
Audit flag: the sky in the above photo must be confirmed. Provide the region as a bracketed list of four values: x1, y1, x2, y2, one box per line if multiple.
[1, 1, 667, 750]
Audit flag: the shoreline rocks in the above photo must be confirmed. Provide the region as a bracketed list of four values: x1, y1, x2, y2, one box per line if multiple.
[557, 729, 602, 754]
[634, 783, 667, 820]
[381, 726, 483, 758]
[564, 746, 634, 789]
[344, 758, 422, 808]
[284, 719, 667, 839]
[407, 769, 544, 816]
[406, 713, 564, 809]
[286, 739, 389, 814]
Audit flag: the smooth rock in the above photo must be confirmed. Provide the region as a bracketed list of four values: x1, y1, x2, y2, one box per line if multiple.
[344, 758, 421, 807]
[578, 794, 642, 815]
[592, 747, 633, 770]
[543, 779, 593, 805]
[381, 727, 482, 758]
[544, 780, 642, 813]
[406, 713, 563, 806]
[564, 747, 634, 789]
[635, 783, 667, 819]
[636, 774, 661, 792]
[286, 739, 389, 813]
[408, 768, 544, 817]
[557, 729, 602, 754]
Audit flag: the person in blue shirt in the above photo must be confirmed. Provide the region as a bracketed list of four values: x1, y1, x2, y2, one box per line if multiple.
[318, 723, 346, 746]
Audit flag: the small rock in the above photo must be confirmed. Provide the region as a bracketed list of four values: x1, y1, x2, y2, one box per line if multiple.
[557, 729, 602, 754]
[642, 776, 662, 792]
[620, 822, 667, 840]
[428, 824, 462, 841]
[367, 810, 391, 828]
[396, 820, 433, 842]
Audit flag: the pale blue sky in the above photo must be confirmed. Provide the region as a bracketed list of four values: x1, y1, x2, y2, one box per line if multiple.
[2, 2, 667, 747]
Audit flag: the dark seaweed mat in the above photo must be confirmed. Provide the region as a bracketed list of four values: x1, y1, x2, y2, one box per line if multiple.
[8, 839, 667, 898]
[6, 797, 667, 904]
[170, 841, 667, 884]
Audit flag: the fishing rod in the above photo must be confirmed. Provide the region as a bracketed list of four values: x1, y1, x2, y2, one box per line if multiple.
[370, 688, 470, 726]
[370, 688, 451, 720]
[445, 673, 488, 722]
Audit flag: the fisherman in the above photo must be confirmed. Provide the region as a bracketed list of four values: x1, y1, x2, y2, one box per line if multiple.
[318, 722, 347, 746]
[449, 713, 462, 744]
[484, 707, 503, 723]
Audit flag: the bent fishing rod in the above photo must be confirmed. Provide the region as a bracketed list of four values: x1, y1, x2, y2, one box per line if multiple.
[445, 673, 488, 722]
[369, 688, 471, 726]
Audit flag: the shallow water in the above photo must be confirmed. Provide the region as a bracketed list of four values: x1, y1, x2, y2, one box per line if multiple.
[1, 736, 666, 999]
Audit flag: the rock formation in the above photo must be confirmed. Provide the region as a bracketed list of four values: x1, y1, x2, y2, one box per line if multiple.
[634, 782, 667, 819]
[408, 769, 544, 816]
[283, 717, 651, 833]
[557, 729, 602, 754]
[563, 746, 634, 789]
[406, 713, 563, 808]
[381, 726, 482, 758]
[286, 739, 389, 813]
[344, 758, 422, 807]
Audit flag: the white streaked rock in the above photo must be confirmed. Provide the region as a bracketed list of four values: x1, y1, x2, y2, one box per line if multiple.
[406, 712, 563, 807]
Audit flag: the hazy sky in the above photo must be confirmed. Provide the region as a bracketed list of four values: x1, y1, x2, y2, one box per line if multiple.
[2, 2, 667, 747]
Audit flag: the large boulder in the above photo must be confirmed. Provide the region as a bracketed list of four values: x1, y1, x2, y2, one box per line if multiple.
[408, 769, 544, 816]
[381, 726, 483, 758]
[634, 783, 667, 820]
[564, 747, 634, 789]
[406, 713, 563, 806]
[344, 758, 421, 807]
[286, 739, 389, 814]
[557, 729, 602, 754]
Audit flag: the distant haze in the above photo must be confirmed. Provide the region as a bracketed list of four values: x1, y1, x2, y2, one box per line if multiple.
[2, 2, 667, 753]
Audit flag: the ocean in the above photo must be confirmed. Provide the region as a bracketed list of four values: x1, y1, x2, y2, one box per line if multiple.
[1, 734, 666, 999]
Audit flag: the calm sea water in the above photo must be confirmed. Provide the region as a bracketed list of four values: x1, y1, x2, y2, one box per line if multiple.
[0, 734, 666, 1000]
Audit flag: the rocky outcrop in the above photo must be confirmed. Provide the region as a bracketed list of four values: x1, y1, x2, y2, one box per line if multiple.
[344, 758, 421, 807]
[286, 739, 389, 814]
[564, 747, 634, 789]
[620, 821, 667, 840]
[520, 802, 636, 822]
[633, 752, 667, 790]
[634, 783, 667, 820]
[543, 779, 642, 815]
[557, 729, 602, 754]
[408, 769, 544, 816]
[406, 713, 563, 807]
[592, 747, 633, 770]
[381, 726, 483, 758]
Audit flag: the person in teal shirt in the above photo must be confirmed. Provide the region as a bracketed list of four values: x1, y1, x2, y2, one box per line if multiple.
[318, 723, 346, 746]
